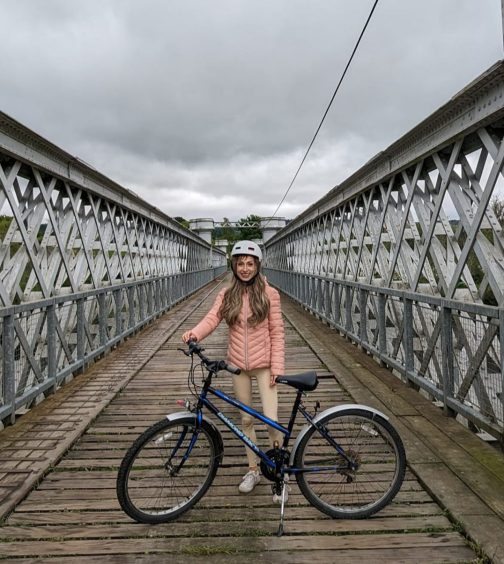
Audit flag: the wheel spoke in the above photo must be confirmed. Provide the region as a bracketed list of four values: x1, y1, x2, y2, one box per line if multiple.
[295, 409, 406, 518]
[117, 418, 219, 523]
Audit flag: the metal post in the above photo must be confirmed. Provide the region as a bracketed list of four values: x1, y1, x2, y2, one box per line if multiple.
[3, 314, 16, 425]
[128, 286, 135, 329]
[147, 281, 153, 316]
[47, 304, 57, 393]
[98, 292, 107, 348]
[167, 277, 172, 308]
[345, 285, 352, 333]
[324, 280, 331, 322]
[378, 293, 387, 364]
[76, 298, 85, 372]
[500, 308, 504, 445]
[114, 290, 123, 337]
[162, 277, 168, 309]
[404, 298, 414, 378]
[139, 283, 146, 320]
[334, 283, 340, 328]
[359, 288, 368, 346]
[163, 276, 168, 307]
[441, 305, 455, 417]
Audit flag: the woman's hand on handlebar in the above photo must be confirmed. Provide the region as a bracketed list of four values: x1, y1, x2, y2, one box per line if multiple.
[182, 331, 198, 343]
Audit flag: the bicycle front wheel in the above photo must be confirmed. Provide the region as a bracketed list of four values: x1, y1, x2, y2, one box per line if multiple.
[117, 417, 221, 524]
[294, 408, 406, 519]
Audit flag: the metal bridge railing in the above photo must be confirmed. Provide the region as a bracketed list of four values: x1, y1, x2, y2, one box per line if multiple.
[0, 266, 226, 425]
[265, 268, 503, 442]
[263, 60, 504, 444]
[0, 111, 227, 427]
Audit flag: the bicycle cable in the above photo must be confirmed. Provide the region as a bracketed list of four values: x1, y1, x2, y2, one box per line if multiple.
[187, 355, 199, 401]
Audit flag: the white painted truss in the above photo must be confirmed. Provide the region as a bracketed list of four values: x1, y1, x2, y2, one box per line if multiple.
[0, 112, 226, 425]
[265, 60, 504, 441]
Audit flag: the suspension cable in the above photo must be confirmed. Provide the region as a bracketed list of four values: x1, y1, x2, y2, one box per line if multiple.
[265, 0, 379, 226]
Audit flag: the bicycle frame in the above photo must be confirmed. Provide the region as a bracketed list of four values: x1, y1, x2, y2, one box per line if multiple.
[189, 370, 350, 474]
[200, 384, 291, 469]
[117, 343, 406, 534]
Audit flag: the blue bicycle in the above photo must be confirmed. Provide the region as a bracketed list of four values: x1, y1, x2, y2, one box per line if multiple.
[116, 341, 406, 535]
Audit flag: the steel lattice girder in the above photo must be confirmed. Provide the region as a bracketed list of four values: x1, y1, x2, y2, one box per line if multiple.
[264, 61, 504, 440]
[0, 112, 226, 424]
[0, 113, 225, 307]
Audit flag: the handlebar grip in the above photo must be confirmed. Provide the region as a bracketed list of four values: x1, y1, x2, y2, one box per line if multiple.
[188, 340, 202, 353]
[216, 360, 241, 375]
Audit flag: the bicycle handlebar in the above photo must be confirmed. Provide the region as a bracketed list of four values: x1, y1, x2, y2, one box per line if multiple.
[180, 340, 241, 375]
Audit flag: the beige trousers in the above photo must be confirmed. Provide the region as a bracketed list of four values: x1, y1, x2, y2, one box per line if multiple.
[232, 367, 282, 468]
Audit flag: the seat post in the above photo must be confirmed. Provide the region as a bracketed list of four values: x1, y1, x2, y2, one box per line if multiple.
[283, 391, 303, 447]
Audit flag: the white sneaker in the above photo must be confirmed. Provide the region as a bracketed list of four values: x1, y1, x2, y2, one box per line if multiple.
[238, 470, 260, 493]
[273, 476, 290, 504]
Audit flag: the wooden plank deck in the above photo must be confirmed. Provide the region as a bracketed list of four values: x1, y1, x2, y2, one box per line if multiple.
[0, 277, 503, 562]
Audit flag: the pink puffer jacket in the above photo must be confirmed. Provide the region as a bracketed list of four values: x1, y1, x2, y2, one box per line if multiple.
[191, 281, 285, 375]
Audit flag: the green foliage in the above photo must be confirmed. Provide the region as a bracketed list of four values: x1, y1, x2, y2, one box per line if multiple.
[491, 196, 504, 226]
[213, 217, 237, 243]
[236, 214, 262, 241]
[173, 216, 190, 229]
[212, 215, 262, 245]
[0, 215, 12, 239]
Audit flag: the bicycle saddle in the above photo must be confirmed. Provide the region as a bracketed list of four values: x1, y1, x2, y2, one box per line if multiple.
[276, 371, 318, 391]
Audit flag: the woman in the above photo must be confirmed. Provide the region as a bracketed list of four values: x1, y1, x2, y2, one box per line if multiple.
[182, 240, 285, 499]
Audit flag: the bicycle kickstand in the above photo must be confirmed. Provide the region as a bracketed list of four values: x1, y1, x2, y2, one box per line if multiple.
[276, 483, 287, 537]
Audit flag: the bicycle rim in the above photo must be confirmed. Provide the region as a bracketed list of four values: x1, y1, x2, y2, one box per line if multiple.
[117, 418, 219, 523]
[295, 409, 406, 518]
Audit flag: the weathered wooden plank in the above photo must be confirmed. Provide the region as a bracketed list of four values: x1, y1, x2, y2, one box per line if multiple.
[16, 495, 427, 515]
[0, 514, 454, 541]
[0, 532, 476, 559]
[0, 280, 487, 562]
[0, 546, 477, 564]
[402, 416, 504, 518]
[7, 502, 444, 526]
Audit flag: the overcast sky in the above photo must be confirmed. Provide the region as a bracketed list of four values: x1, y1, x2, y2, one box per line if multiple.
[1, 1, 502, 223]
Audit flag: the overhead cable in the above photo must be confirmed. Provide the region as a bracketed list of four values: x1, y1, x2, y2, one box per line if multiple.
[266, 0, 379, 225]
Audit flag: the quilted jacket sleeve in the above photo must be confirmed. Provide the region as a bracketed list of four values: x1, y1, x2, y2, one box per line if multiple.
[268, 287, 285, 376]
[191, 288, 225, 342]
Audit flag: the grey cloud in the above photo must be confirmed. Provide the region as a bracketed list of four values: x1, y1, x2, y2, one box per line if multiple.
[0, 0, 502, 221]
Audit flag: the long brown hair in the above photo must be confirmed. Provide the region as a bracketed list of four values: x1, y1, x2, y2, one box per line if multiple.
[219, 256, 270, 326]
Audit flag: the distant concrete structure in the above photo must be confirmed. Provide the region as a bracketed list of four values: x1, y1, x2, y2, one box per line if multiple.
[187, 217, 288, 245]
[214, 239, 229, 255]
[189, 218, 214, 244]
[260, 217, 287, 243]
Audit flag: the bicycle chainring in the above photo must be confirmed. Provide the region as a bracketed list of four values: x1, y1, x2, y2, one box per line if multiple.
[260, 448, 290, 482]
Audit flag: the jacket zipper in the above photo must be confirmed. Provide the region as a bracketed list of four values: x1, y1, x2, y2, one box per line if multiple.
[244, 290, 249, 370]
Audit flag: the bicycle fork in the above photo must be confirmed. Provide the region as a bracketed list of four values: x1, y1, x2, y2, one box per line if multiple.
[162, 423, 200, 476]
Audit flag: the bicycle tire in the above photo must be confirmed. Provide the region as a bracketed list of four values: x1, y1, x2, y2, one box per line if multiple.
[294, 408, 406, 519]
[116, 416, 221, 523]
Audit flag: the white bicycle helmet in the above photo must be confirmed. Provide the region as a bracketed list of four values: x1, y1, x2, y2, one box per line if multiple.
[230, 240, 263, 261]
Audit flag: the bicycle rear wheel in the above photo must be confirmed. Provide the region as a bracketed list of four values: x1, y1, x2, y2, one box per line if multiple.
[294, 408, 406, 519]
[116, 416, 221, 523]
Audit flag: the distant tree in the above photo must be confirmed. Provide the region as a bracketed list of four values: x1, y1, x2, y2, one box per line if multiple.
[212, 218, 229, 243]
[237, 214, 262, 241]
[491, 196, 504, 227]
[0, 215, 12, 239]
[173, 216, 190, 229]
[216, 217, 237, 243]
